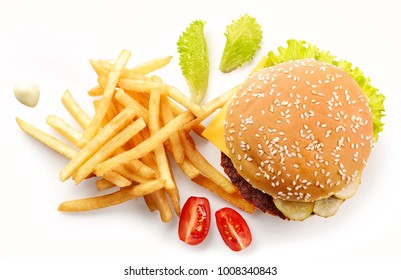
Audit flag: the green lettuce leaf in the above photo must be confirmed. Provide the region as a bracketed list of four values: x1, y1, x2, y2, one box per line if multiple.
[177, 20, 209, 104]
[256, 39, 385, 142]
[219, 14, 262, 73]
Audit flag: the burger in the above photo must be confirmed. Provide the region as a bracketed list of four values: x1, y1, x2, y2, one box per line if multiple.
[203, 40, 385, 220]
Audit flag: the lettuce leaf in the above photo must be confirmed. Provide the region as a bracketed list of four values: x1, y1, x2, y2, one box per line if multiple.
[256, 39, 385, 142]
[177, 20, 209, 104]
[219, 14, 262, 73]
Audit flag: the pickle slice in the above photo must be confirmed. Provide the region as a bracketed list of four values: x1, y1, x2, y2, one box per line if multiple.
[313, 196, 344, 218]
[334, 177, 361, 199]
[273, 198, 314, 221]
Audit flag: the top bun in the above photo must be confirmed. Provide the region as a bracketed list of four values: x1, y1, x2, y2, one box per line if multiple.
[224, 59, 373, 202]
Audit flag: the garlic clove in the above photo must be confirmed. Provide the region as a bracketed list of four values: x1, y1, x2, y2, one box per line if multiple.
[14, 80, 40, 107]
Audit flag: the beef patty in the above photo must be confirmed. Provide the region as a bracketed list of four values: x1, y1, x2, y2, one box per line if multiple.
[220, 152, 286, 219]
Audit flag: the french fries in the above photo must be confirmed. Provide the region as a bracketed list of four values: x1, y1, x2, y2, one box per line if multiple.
[78, 50, 131, 147]
[16, 117, 78, 159]
[74, 118, 146, 184]
[16, 50, 255, 224]
[60, 106, 137, 181]
[192, 175, 256, 214]
[129, 56, 172, 74]
[103, 171, 132, 188]
[118, 79, 205, 118]
[125, 159, 156, 179]
[96, 178, 116, 191]
[160, 95, 185, 164]
[115, 88, 149, 121]
[46, 115, 82, 145]
[95, 111, 195, 176]
[179, 130, 237, 194]
[149, 87, 180, 215]
[61, 90, 90, 130]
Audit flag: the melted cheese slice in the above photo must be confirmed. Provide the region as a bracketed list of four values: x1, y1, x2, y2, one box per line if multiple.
[202, 103, 228, 155]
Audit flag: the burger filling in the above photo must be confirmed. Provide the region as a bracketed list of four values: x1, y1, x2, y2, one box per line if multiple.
[221, 152, 286, 219]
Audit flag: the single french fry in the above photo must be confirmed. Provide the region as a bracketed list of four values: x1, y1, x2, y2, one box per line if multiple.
[183, 116, 209, 133]
[46, 115, 82, 146]
[98, 59, 153, 80]
[123, 71, 150, 81]
[74, 117, 146, 184]
[97, 75, 108, 89]
[202, 85, 237, 114]
[16, 117, 77, 159]
[150, 75, 163, 83]
[87, 85, 103, 97]
[58, 179, 166, 212]
[103, 97, 119, 120]
[148, 86, 162, 135]
[78, 50, 131, 146]
[113, 99, 126, 115]
[93, 99, 100, 110]
[60, 106, 137, 181]
[128, 56, 172, 75]
[176, 156, 201, 179]
[103, 171, 132, 188]
[118, 79, 204, 117]
[114, 88, 149, 121]
[179, 131, 236, 194]
[89, 59, 109, 77]
[115, 165, 150, 184]
[160, 95, 185, 164]
[61, 90, 91, 130]
[96, 178, 116, 191]
[125, 159, 156, 179]
[183, 86, 237, 132]
[128, 129, 159, 174]
[96, 111, 194, 176]
[191, 123, 206, 138]
[97, 59, 115, 69]
[192, 175, 256, 214]
[95, 99, 113, 132]
[149, 87, 180, 215]
[144, 195, 158, 212]
[166, 187, 180, 216]
[150, 189, 173, 222]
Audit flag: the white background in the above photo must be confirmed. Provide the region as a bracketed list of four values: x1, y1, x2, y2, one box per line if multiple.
[1, 0, 400, 279]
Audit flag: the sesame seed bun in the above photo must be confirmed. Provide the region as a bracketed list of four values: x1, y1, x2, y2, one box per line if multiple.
[224, 59, 373, 202]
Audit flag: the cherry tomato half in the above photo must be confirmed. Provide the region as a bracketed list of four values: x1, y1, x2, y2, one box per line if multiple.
[178, 196, 211, 245]
[215, 207, 252, 251]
